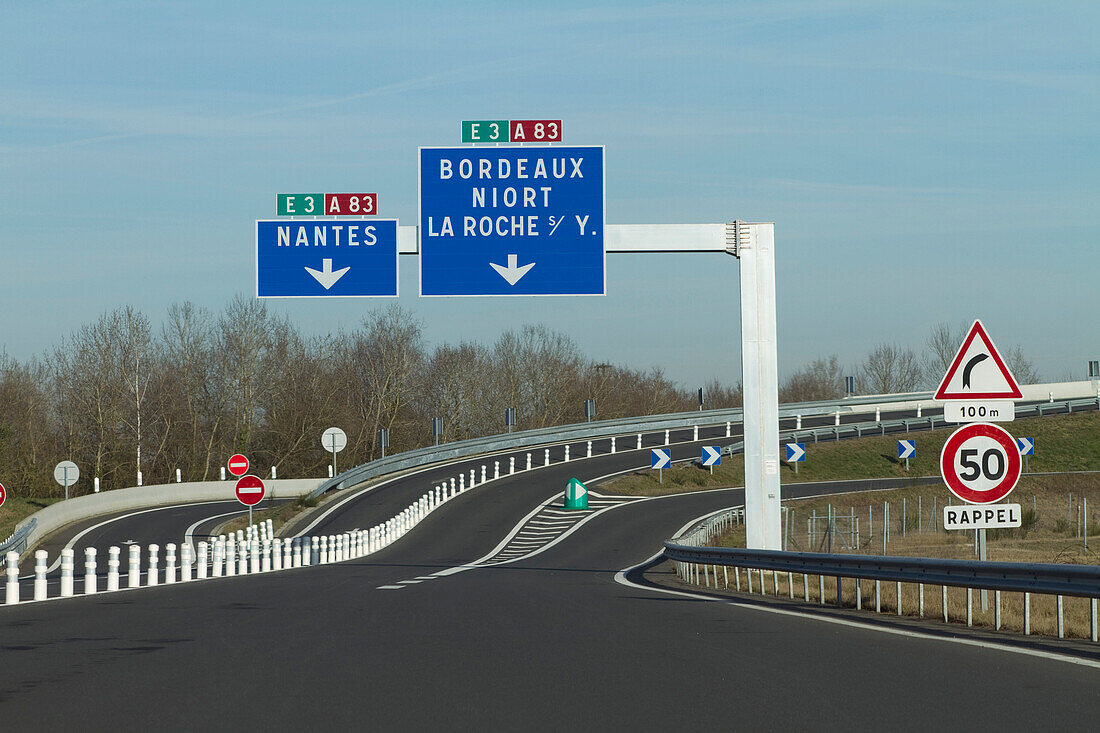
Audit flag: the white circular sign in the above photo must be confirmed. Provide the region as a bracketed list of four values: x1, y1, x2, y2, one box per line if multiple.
[322, 427, 347, 454]
[939, 422, 1021, 504]
[54, 460, 80, 487]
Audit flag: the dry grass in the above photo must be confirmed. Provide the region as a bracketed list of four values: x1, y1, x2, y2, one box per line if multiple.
[678, 563, 1098, 641]
[216, 499, 310, 537]
[0, 496, 61, 542]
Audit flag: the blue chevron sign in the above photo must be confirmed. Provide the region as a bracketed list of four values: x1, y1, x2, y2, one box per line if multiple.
[701, 446, 722, 467]
[651, 448, 671, 469]
[1017, 437, 1034, 456]
[898, 440, 916, 460]
[785, 443, 806, 462]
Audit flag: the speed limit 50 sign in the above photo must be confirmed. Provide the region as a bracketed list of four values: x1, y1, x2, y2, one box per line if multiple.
[940, 422, 1022, 505]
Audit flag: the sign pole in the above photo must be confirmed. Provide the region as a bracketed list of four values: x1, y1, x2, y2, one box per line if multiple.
[249, 505, 253, 528]
[979, 528, 989, 610]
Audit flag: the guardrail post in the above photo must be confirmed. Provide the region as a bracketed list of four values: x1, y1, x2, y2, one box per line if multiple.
[1091, 599, 1098, 643]
[165, 543, 176, 584]
[855, 579, 862, 610]
[1024, 592, 1031, 634]
[128, 545, 142, 587]
[34, 550, 48, 601]
[819, 575, 825, 603]
[966, 588, 972, 626]
[942, 586, 948, 622]
[918, 583, 924, 617]
[5, 551, 20, 604]
[1057, 596, 1065, 638]
[148, 544, 159, 586]
[994, 590, 1001, 629]
[802, 573, 808, 601]
[875, 580, 881, 612]
[834, 410, 840, 426]
[60, 548, 74, 597]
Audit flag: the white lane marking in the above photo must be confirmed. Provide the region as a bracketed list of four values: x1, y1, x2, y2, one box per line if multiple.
[33, 500, 235, 576]
[398, 579, 422, 584]
[185, 509, 247, 547]
[377, 585, 405, 590]
[414, 576, 436, 580]
[612, 515, 1100, 671]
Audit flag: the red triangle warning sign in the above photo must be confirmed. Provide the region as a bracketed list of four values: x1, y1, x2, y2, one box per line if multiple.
[934, 320, 1023, 400]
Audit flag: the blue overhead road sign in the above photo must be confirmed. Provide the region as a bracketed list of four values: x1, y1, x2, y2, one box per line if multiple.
[1017, 437, 1034, 455]
[785, 443, 805, 462]
[256, 219, 399, 297]
[898, 440, 916, 459]
[419, 146, 605, 296]
[702, 446, 722, 466]
[651, 449, 671, 469]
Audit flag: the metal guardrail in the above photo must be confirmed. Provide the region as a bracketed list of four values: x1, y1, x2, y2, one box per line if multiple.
[0, 519, 36, 556]
[663, 543, 1100, 598]
[664, 498, 1100, 642]
[312, 395, 1100, 500]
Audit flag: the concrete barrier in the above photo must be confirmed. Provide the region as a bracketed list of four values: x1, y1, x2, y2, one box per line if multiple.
[12, 478, 323, 559]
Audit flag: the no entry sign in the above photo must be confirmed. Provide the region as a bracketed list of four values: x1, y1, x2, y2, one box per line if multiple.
[0, 482, 6, 508]
[940, 422, 1021, 504]
[234, 475, 266, 506]
[227, 454, 249, 477]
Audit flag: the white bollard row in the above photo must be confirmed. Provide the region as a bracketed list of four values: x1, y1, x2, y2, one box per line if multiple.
[6, 437, 611, 608]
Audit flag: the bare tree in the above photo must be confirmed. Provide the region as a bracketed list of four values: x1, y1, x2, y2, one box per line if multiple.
[780, 355, 845, 402]
[923, 321, 966, 387]
[1004, 345, 1041, 385]
[861, 343, 923, 394]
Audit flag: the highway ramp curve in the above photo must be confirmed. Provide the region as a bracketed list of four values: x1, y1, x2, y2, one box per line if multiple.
[1, 473, 1098, 730]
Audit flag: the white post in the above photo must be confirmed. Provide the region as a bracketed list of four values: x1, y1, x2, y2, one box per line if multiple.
[34, 550, 48, 601]
[94, 476, 100, 493]
[459, 474, 465, 491]
[271, 465, 277, 479]
[282, 538, 292, 567]
[611, 437, 616, 454]
[251, 540, 261, 574]
[263, 540, 272, 572]
[328, 465, 334, 478]
[220, 466, 226, 480]
[450, 477, 457, 494]
[544, 449, 550, 466]
[5, 551, 20, 604]
[60, 548, 74, 597]
[481, 465, 487, 483]
[238, 538, 249, 575]
[165, 543, 176, 584]
[875, 407, 881, 422]
[637, 433, 642, 449]
[188, 543, 200, 581]
[470, 468, 475, 486]
[107, 546, 120, 591]
[834, 410, 840, 426]
[266, 518, 274, 537]
[209, 538, 221, 578]
[495, 460, 501, 477]
[320, 536, 328, 564]
[796, 415, 802, 430]
[665, 429, 670, 445]
[137, 470, 143, 487]
[128, 545, 141, 588]
[564, 446, 569, 462]
[587, 441, 592, 458]
[509, 457, 515, 474]
[311, 536, 319, 565]
[916, 404, 922, 418]
[147, 544, 159, 586]
[225, 537, 235, 576]
[176, 468, 182, 483]
[726, 421, 731, 437]
[740, 222, 782, 550]
[526, 452, 532, 470]
[693, 425, 698, 441]
[293, 538, 302, 567]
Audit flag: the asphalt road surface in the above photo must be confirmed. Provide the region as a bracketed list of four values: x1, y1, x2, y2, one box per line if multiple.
[3, 412, 1099, 729]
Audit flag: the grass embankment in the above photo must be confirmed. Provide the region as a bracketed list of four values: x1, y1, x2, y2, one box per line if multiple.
[216, 495, 319, 536]
[0, 496, 62, 542]
[606, 410, 1100, 496]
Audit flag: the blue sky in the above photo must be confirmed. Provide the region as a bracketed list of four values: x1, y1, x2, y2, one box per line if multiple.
[2, 1, 1097, 387]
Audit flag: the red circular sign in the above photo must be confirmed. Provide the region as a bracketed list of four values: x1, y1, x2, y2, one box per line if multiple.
[940, 422, 1021, 504]
[227, 454, 249, 477]
[234, 475, 266, 506]
[0, 482, 6, 508]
